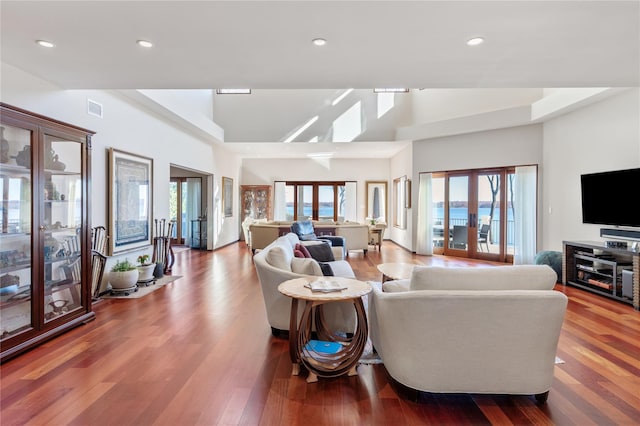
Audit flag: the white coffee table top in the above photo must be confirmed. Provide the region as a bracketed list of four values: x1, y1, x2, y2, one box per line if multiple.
[278, 277, 371, 302]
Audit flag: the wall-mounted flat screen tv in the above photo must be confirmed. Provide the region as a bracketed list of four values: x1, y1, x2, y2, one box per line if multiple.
[581, 168, 640, 228]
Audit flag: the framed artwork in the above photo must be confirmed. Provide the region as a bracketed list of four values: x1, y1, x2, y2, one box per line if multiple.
[365, 181, 387, 223]
[222, 176, 233, 217]
[108, 148, 153, 255]
[393, 176, 408, 229]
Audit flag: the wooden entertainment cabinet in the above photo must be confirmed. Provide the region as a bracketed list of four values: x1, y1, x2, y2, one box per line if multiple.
[563, 241, 639, 310]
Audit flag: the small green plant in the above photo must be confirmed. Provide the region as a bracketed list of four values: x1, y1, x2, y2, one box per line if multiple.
[111, 259, 137, 272]
[137, 254, 150, 265]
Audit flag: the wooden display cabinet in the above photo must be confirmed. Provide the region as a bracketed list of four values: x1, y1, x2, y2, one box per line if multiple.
[1, 103, 96, 362]
[240, 185, 271, 223]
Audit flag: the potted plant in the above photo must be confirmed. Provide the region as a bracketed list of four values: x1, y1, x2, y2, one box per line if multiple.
[108, 259, 139, 291]
[137, 254, 155, 283]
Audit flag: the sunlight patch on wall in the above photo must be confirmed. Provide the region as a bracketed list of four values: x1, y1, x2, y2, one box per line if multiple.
[377, 92, 395, 118]
[283, 115, 319, 143]
[332, 101, 362, 142]
[332, 88, 354, 106]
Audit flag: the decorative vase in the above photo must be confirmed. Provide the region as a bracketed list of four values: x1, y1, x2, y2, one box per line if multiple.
[137, 264, 155, 282]
[153, 263, 164, 278]
[108, 269, 139, 290]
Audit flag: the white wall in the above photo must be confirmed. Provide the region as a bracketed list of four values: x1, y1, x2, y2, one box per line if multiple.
[1, 62, 242, 271]
[410, 89, 543, 124]
[412, 124, 543, 173]
[541, 88, 640, 251]
[408, 125, 544, 251]
[240, 157, 390, 224]
[389, 143, 413, 250]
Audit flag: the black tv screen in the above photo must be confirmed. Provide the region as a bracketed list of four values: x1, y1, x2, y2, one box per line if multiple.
[581, 168, 640, 228]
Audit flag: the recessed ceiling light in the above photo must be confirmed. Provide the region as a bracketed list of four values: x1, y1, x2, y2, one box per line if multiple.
[467, 37, 484, 46]
[312, 38, 327, 46]
[36, 40, 55, 48]
[137, 40, 153, 48]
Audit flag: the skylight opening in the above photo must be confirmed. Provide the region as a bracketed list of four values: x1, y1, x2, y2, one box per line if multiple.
[216, 89, 252, 95]
[373, 88, 409, 93]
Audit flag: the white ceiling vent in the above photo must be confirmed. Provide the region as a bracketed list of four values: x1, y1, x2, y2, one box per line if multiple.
[87, 99, 103, 118]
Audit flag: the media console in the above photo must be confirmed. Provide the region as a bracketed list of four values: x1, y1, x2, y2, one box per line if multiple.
[563, 241, 639, 310]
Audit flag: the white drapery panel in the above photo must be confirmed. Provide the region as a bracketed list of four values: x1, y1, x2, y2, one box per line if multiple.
[416, 173, 433, 255]
[185, 178, 201, 246]
[343, 182, 357, 222]
[273, 181, 287, 221]
[513, 165, 537, 264]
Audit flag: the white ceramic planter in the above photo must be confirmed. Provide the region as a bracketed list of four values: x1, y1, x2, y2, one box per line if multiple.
[109, 269, 139, 290]
[137, 264, 155, 282]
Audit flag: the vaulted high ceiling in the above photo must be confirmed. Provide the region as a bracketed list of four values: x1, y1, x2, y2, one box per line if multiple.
[1, 1, 638, 158]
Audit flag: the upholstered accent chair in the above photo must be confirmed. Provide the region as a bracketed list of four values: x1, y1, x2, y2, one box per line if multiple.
[252, 233, 356, 336]
[291, 220, 346, 258]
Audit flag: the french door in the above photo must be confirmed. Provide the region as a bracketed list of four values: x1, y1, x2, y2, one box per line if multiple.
[285, 182, 345, 221]
[433, 168, 514, 262]
[169, 178, 187, 245]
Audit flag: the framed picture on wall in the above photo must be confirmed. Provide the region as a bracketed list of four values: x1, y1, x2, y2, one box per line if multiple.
[222, 176, 233, 217]
[365, 181, 387, 223]
[108, 148, 153, 255]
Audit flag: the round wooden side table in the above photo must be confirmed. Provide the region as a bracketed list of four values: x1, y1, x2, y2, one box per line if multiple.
[278, 277, 372, 383]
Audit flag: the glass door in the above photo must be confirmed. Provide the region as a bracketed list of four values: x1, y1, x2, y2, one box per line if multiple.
[169, 178, 187, 245]
[476, 171, 503, 257]
[318, 185, 336, 221]
[283, 182, 348, 221]
[446, 174, 470, 255]
[43, 132, 85, 323]
[437, 168, 512, 261]
[0, 124, 34, 339]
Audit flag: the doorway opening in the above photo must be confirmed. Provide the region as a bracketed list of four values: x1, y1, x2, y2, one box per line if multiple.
[169, 165, 213, 250]
[430, 167, 520, 262]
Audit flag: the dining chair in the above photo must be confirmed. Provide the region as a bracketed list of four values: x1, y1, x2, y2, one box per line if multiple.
[451, 225, 468, 249]
[478, 224, 490, 252]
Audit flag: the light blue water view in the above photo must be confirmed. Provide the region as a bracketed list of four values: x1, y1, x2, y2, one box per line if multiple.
[286, 206, 514, 222]
[287, 205, 514, 244]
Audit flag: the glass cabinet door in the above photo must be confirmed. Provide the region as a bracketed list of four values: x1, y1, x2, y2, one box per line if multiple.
[42, 134, 84, 323]
[0, 124, 34, 340]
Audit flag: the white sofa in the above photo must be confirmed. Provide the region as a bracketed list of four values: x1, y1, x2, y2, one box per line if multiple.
[253, 233, 357, 336]
[368, 265, 568, 402]
[249, 221, 370, 255]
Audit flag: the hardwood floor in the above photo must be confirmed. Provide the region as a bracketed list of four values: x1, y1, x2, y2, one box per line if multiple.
[1, 242, 639, 425]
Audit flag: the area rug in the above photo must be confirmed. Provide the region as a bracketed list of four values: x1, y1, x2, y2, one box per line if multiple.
[358, 293, 383, 365]
[358, 338, 383, 365]
[100, 275, 182, 299]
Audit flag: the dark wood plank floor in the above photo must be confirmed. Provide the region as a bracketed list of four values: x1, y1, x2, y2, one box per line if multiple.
[1, 242, 639, 425]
